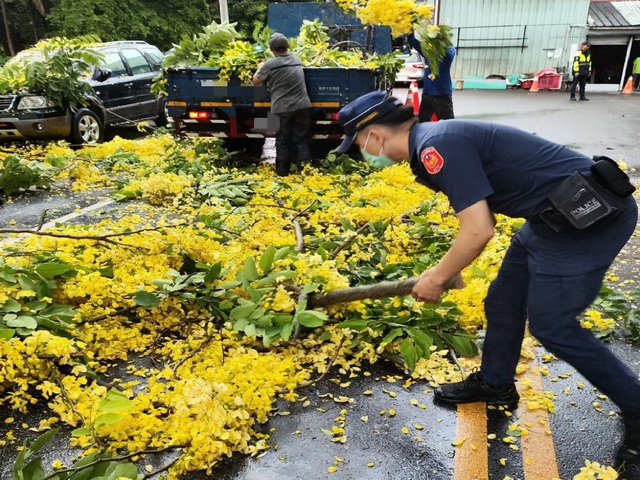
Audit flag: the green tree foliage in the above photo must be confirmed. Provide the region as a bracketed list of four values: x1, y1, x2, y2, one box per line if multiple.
[0, 0, 47, 54]
[46, 0, 212, 51]
[213, 0, 268, 38]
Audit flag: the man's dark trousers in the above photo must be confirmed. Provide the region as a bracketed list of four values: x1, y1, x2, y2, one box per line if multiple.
[570, 75, 588, 100]
[480, 198, 640, 416]
[275, 109, 311, 176]
[419, 94, 454, 122]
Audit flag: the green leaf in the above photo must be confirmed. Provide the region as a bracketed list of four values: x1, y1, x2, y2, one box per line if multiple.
[71, 426, 91, 437]
[274, 246, 292, 261]
[0, 328, 15, 339]
[302, 282, 322, 294]
[6, 315, 38, 330]
[409, 329, 434, 358]
[0, 271, 17, 283]
[295, 310, 327, 328]
[217, 280, 242, 290]
[336, 319, 369, 331]
[280, 322, 293, 341]
[134, 291, 161, 308]
[1, 299, 22, 313]
[17, 275, 37, 293]
[243, 257, 259, 281]
[21, 458, 45, 480]
[400, 338, 416, 372]
[258, 245, 276, 274]
[98, 389, 134, 413]
[382, 328, 403, 344]
[230, 303, 257, 320]
[203, 262, 222, 282]
[34, 262, 74, 278]
[28, 428, 60, 454]
[104, 462, 139, 480]
[441, 333, 478, 357]
[246, 285, 263, 303]
[94, 413, 124, 427]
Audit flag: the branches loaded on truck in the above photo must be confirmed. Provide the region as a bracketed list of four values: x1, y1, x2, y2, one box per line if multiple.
[164, 3, 398, 149]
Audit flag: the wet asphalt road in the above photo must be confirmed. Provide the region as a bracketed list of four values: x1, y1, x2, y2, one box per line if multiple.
[1, 88, 640, 479]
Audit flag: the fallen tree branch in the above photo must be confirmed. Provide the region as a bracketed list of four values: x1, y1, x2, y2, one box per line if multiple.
[42, 444, 187, 480]
[36, 209, 49, 231]
[172, 333, 215, 374]
[331, 222, 370, 259]
[141, 454, 181, 479]
[272, 193, 306, 252]
[284, 336, 347, 392]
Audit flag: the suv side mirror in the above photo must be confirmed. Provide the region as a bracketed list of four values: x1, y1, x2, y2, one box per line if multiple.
[96, 68, 112, 82]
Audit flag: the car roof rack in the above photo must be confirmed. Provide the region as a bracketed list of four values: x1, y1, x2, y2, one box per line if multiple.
[101, 41, 150, 47]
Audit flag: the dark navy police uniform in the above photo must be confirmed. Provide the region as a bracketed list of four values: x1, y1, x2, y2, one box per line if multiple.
[409, 120, 640, 415]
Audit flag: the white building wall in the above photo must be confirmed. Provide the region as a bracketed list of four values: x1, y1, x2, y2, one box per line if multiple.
[421, 0, 591, 78]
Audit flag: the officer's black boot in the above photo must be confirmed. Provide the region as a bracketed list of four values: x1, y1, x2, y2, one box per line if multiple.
[616, 415, 640, 464]
[434, 371, 520, 407]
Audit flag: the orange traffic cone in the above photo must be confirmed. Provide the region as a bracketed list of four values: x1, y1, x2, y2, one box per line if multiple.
[529, 77, 540, 92]
[405, 81, 420, 114]
[622, 76, 634, 94]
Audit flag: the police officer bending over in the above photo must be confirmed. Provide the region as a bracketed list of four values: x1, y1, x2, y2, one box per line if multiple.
[336, 91, 640, 466]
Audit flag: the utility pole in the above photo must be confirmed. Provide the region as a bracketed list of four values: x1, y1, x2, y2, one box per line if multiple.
[220, 0, 229, 23]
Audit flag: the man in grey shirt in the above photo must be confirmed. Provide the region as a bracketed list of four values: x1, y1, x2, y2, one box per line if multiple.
[253, 33, 312, 176]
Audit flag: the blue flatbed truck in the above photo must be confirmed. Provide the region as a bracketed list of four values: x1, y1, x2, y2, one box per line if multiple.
[166, 67, 385, 143]
[165, 2, 392, 147]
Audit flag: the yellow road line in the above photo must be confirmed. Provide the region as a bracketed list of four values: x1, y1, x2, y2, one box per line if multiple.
[520, 361, 561, 480]
[454, 402, 489, 480]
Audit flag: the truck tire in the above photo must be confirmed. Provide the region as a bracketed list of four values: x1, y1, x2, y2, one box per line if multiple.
[71, 109, 104, 144]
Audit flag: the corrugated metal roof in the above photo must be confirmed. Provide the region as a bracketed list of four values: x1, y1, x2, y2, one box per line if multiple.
[612, 1, 640, 24]
[589, 1, 640, 26]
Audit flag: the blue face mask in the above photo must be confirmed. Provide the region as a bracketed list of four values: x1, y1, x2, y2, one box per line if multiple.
[360, 132, 395, 168]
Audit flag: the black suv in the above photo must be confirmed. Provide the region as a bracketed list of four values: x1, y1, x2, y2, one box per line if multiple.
[0, 41, 168, 144]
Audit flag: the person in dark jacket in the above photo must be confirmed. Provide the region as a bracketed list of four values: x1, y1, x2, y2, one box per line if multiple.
[570, 41, 592, 101]
[253, 33, 312, 176]
[336, 90, 640, 466]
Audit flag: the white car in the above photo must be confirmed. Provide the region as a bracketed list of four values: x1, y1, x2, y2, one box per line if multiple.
[394, 50, 424, 86]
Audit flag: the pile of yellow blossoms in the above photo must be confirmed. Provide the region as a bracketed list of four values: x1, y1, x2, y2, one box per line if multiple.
[0, 135, 624, 478]
[335, 0, 434, 37]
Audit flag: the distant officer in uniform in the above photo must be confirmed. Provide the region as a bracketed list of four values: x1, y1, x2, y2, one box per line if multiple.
[336, 90, 640, 465]
[570, 41, 592, 101]
[253, 33, 312, 176]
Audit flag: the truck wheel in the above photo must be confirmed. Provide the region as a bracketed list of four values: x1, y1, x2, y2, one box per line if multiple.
[156, 97, 171, 127]
[71, 109, 104, 144]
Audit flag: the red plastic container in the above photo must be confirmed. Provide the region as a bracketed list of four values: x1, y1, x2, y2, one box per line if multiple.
[521, 79, 533, 89]
[534, 69, 561, 90]
[538, 74, 562, 90]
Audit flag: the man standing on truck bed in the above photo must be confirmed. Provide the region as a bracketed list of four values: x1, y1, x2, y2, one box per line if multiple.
[253, 33, 312, 176]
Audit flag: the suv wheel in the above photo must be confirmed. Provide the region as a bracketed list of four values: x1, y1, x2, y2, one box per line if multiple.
[155, 97, 171, 127]
[71, 109, 104, 144]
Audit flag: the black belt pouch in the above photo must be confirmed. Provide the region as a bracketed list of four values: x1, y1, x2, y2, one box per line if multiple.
[547, 172, 626, 230]
[591, 156, 636, 197]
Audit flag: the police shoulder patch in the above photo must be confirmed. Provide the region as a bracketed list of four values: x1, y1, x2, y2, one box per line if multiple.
[420, 146, 445, 174]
